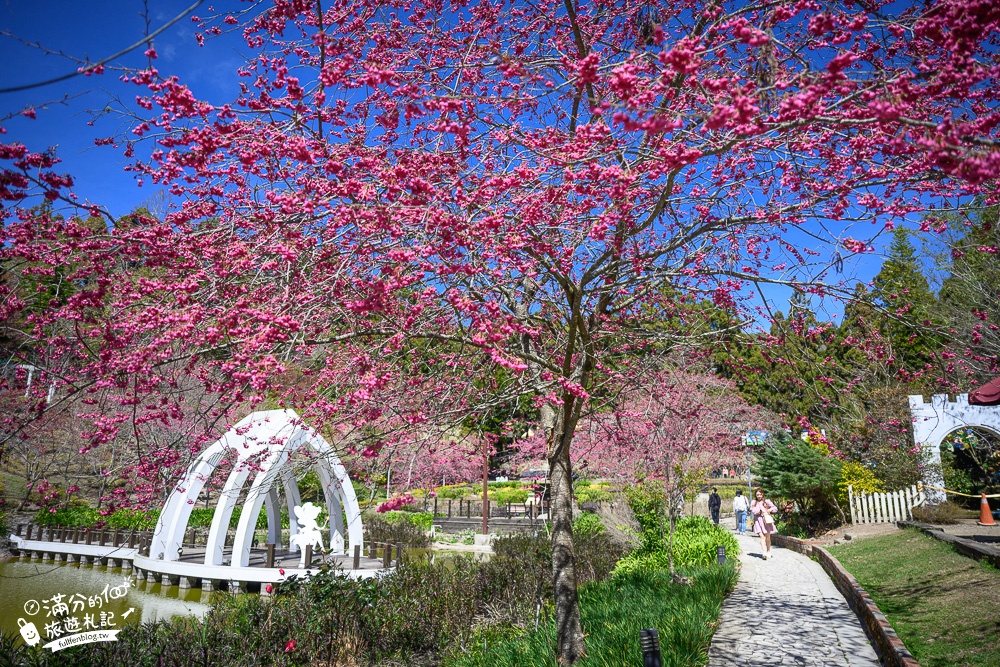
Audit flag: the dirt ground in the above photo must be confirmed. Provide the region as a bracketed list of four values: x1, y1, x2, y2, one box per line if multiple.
[802, 521, 901, 548]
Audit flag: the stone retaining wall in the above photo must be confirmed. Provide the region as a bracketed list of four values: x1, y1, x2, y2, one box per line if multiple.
[772, 534, 919, 667]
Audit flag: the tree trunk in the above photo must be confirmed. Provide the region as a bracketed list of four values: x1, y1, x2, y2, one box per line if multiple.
[548, 422, 585, 664]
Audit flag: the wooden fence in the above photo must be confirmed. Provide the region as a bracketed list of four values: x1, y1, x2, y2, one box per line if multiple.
[848, 484, 925, 524]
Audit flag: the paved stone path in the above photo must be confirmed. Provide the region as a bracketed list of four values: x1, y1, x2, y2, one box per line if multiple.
[708, 531, 881, 667]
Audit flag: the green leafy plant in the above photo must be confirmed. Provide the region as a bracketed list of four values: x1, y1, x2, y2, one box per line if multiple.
[755, 432, 845, 529]
[941, 450, 978, 501]
[33, 502, 100, 527]
[489, 488, 529, 504]
[105, 508, 161, 529]
[364, 513, 431, 547]
[836, 461, 885, 506]
[575, 483, 614, 504]
[612, 516, 738, 577]
[488, 480, 523, 490]
[187, 507, 216, 528]
[433, 483, 475, 499]
[379, 510, 434, 530]
[571, 511, 605, 537]
[447, 564, 738, 667]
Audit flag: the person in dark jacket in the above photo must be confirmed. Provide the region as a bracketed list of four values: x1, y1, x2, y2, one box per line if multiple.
[708, 488, 722, 525]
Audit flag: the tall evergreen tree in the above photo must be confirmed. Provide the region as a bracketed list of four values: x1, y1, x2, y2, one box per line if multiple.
[938, 205, 1000, 381]
[727, 292, 840, 425]
[871, 227, 942, 377]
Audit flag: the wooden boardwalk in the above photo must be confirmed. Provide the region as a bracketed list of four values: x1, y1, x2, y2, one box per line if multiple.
[10, 528, 392, 594]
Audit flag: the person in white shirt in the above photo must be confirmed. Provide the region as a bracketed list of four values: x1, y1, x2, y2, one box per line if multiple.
[732, 489, 750, 535]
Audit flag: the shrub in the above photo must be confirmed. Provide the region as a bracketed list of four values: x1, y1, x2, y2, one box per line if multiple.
[157, 506, 293, 530]
[489, 488, 529, 504]
[572, 511, 605, 537]
[911, 501, 971, 525]
[622, 484, 674, 553]
[364, 513, 431, 547]
[379, 510, 434, 531]
[488, 480, 522, 490]
[435, 483, 475, 499]
[492, 529, 627, 586]
[941, 450, 978, 501]
[756, 432, 844, 525]
[575, 484, 614, 504]
[837, 461, 885, 505]
[447, 564, 739, 667]
[703, 485, 745, 500]
[105, 508, 161, 529]
[33, 502, 100, 527]
[188, 507, 216, 527]
[612, 516, 739, 577]
[775, 517, 810, 539]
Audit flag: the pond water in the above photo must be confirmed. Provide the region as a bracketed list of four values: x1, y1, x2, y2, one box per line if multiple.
[1, 548, 487, 642]
[0, 558, 210, 640]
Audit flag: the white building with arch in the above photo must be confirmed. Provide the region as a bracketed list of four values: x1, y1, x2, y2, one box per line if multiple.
[909, 393, 1000, 504]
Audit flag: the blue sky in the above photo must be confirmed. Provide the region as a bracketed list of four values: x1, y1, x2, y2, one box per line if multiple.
[0, 0, 934, 326]
[1, 0, 241, 217]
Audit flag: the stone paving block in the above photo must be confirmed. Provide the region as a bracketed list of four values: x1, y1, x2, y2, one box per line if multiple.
[708, 532, 880, 667]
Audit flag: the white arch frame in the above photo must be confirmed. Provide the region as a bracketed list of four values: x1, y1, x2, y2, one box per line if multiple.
[150, 410, 363, 568]
[909, 393, 1000, 504]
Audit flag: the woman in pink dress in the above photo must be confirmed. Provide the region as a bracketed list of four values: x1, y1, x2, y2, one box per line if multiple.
[750, 488, 778, 559]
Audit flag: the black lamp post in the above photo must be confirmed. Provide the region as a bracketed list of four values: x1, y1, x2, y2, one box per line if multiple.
[640, 628, 662, 667]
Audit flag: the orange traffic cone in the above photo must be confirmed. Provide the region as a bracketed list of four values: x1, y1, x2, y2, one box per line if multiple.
[977, 493, 996, 526]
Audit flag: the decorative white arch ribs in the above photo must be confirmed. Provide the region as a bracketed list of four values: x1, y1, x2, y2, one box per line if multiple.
[150, 410, 363, 568]
[909, 393, 1000, 504]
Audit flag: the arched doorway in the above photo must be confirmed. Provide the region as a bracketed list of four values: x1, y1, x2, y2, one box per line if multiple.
[909, 393, 1000, 504]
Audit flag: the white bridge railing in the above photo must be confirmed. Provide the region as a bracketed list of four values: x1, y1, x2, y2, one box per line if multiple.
[848, 484, 925, 524]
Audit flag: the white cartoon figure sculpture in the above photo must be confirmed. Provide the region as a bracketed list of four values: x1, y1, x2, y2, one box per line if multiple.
[290, 502, 325, 567]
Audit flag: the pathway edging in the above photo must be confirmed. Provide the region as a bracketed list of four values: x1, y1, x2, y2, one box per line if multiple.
[772, 534, 919, 667]
[896, 520, 1000, 568]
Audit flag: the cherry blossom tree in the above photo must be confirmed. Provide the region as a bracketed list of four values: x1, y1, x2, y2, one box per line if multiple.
[3, 0, 1000, 661]
[551, 360, 769, 573]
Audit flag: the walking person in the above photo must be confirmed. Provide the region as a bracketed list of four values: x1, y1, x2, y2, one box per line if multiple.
[750, 488, 779, 559]
[732, 489, 749, 535]
[708, 487, 722, 525]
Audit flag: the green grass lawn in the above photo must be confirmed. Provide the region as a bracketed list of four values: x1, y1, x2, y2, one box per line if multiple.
[444, 564, 738, 667]
[828, 529, 1000, 667]
[1, 471, 27, 506]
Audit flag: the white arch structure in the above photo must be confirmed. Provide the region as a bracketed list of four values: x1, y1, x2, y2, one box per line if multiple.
[909, 393, 1000, 504]
[150, 410, 363, 568]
